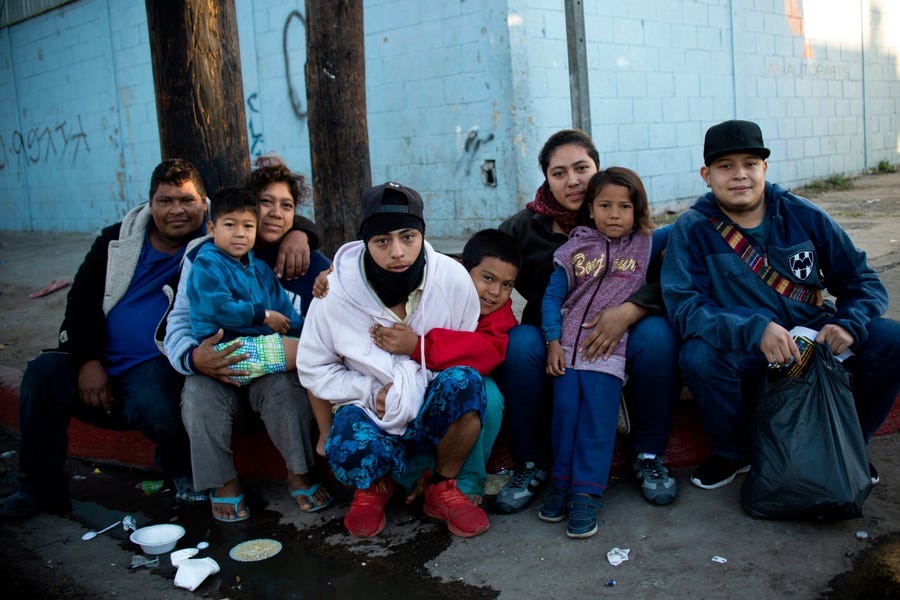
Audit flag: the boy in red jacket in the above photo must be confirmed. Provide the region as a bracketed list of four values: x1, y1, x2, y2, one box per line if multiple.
[319, 229, 521, 504]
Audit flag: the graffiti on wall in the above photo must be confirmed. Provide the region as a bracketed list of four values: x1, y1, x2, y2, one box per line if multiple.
[456, 126, 495, 179]
[247, 93, 265, 158]
[0, 115, 90, 173]
[283, 10, 307, 120]
[766, 62, 850, 79]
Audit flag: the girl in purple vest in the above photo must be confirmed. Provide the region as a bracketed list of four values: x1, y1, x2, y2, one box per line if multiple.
[539, 167, 666, 538]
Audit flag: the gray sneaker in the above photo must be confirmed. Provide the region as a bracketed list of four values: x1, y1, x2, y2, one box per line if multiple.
[495, 462, 548, 514]
[633, 456, 677, 505]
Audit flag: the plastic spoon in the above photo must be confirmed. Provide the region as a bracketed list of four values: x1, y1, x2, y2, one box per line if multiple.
[81, 519, 122, 540]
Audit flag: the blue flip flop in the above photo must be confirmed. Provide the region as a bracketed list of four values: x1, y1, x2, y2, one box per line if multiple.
[290, 483, 332, 513]
[210, 492, 250, 523]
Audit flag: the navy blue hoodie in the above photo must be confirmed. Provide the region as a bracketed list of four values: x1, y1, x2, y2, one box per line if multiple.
[662, 182, 887, 352]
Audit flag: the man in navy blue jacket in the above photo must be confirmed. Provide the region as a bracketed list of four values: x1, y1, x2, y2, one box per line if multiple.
[662, 120, 899, 490]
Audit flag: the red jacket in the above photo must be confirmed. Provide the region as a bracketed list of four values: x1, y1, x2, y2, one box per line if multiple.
[412, 299, 518, 375]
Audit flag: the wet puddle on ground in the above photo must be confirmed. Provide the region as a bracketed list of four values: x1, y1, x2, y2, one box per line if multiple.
[824, 532, 900, 598]
[66, 460, 497, 599]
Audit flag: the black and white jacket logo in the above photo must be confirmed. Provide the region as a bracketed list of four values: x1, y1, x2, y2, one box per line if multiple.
[789, 251, 814, 280]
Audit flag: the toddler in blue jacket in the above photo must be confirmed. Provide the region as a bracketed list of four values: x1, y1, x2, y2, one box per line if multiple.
[187, 186, 302, 384]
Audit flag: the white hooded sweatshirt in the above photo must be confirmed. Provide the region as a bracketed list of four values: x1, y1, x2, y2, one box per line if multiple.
[297, 240, 480, 435]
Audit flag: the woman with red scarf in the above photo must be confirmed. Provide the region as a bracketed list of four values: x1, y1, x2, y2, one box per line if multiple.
[495, 130, 681, 513]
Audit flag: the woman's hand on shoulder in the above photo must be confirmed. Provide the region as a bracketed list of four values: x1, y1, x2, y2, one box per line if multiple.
[276, 229, 311, 280]
[312, 265, 334, 298]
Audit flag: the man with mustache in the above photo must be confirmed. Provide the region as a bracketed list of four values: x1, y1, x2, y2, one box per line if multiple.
[1, 159, 209, 517]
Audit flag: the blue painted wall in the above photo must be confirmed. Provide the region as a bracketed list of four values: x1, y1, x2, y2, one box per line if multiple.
[1, 0, 898, 235]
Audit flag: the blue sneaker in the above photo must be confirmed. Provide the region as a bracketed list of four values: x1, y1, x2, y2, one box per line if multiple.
[538, 487, 568, 522]
[566, 495, 601, 539]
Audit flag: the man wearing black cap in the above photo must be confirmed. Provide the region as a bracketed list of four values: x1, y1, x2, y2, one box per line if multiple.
[297, 182, 491, 538]
[662, 119, 899, 490]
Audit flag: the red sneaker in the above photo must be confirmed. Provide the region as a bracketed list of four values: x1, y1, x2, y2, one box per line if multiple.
[344, 477, 394, 537]
[423, 479, 489, 538]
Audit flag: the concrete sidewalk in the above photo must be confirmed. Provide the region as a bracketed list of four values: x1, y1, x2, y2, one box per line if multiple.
[0, 171, 898, 598]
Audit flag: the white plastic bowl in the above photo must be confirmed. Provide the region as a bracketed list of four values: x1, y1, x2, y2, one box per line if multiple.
[130, 524, 185, 554]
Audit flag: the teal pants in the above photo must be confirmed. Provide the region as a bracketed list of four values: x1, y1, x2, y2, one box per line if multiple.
[396, 376, 504, 496]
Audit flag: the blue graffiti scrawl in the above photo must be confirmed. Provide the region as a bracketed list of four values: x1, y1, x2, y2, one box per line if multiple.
[0, 115, 90, 174]
[247, 93, 265, 158]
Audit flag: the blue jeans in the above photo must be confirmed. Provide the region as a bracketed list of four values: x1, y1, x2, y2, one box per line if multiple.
[551, 369, 621, 496]
[679, 317, 900, 460]
[17, 352, 190, 506]
[497, 316, 680, 467]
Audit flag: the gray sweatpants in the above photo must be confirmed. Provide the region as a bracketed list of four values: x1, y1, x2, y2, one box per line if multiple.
[181, 372, 315, 491]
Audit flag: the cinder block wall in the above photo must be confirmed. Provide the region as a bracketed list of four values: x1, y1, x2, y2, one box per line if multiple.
[572, 0, 900, 209]
[362, 0, 521, 237]
[0, 0, 158, 232]
[1, 0, 898, 234]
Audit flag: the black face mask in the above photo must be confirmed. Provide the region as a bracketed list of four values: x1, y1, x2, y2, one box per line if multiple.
[363, 245, 426, 308]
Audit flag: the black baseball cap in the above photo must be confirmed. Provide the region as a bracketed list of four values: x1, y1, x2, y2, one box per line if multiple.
[703, 120, 771, 165]
[357, 181, 425, 241]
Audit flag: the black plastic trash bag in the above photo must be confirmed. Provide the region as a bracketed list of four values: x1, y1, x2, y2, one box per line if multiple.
[740, 343, 872, 520]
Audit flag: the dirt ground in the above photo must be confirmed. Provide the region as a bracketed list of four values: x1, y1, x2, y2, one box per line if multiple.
[0, 171, 898, 599]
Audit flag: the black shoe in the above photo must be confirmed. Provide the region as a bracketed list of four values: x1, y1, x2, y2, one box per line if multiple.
[869, 463, 880, 486]
[690, 455, 750, 490]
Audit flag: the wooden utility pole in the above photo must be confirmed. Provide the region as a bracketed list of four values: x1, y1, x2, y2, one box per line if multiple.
[305, 0, 371, 255]
[564, 0, 591, 133]
[145, 0, 249, 195]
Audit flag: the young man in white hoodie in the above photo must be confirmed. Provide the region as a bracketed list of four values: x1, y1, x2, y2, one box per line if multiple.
[297, 182, 489, 538]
